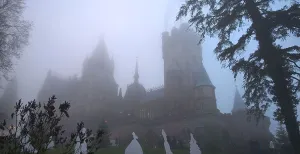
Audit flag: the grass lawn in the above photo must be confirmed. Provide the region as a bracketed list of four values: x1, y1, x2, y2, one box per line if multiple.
[97, 147, 188, 154]
[48, 147, 189, 154]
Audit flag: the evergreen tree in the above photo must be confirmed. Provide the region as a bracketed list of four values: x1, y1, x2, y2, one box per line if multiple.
[98, 119, 111, 148]
[157, 136, 164, 149]
[171, 136, 178, 149]
[275, 124, 293, 154]
[275, 124, 289, 146]
[178, 139, 184, 149]
[144, 129, 159, 148]
[176, 1, 300, 153]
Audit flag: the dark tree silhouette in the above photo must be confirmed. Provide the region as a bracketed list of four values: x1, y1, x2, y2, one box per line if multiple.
[0, 0, 31, 81]
[98, 119, 111, 148]
[176, 0, 300, 153]
[0, 77, 18, 121]
[144, 129, 159, 148]
[0, 95, 104, 154]
[275, 124, 293, 154]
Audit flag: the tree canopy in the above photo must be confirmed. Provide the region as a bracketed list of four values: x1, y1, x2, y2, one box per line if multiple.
[275, 124, 293, 154]
[0, 0, 31, 81]
[176, 0, 300, 153]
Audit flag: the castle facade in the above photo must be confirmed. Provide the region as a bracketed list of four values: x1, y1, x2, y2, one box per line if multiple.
[36, 24, 272, 148]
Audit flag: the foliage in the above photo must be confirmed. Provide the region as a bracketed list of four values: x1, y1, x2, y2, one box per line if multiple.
[0, 0, 31, 81]
[97, 119, 110, 148]
[144, 129, 159, 149]
[0, 78, 18, 119]
[275, 124, 289, 146]
[275, 124, 294, 154]
[0, 95, 104, 154]
[176, 0, 300, 153]
[201, 126, 222, 154]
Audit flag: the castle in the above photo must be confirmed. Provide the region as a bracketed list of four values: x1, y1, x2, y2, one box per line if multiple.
[34, 23, 272, 148]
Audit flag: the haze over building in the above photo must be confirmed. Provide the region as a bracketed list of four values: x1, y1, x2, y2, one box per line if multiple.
[34, 23, 272, 147]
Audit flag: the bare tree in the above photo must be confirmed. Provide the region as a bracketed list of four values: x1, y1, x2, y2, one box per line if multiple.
[0, 0, 31, 81]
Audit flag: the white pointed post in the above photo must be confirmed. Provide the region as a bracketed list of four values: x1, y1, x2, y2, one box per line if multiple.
[190, 133, 201, 154]
[47, 136, 54, 149]
[125, 132, 143, 154]
[162, 129, 173, 154]
[81, 128, 87, 154]
[22, 134, 37, 153]
[74, 128, 87, 154]
[74, 136, 81, 154]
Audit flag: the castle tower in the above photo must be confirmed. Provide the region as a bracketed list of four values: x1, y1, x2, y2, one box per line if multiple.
[82, 38, 115, 78]
[118, 88, 123, 100]
[161, 23, 203, 98]
[124, 58, 146, 103]
[162, 23, 218, 113]
[232, 87, 247, 113]
[134, 58, 139, 83]
[81, 38, 118, 104]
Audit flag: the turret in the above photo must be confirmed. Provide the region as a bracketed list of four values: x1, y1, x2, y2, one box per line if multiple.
[82, 38, 115, 78]
[111, 56, 115, 74]
[162, 23, 203, 98]
[118, 88, 123, 99]
[80, 38, 118, 103]
[47, 69, 52, 77]
[134, 58, 139, 83]
[162, 31, 170, 60]
[194, 63, 217, 113]
[124, 58, 146, 103]
[232, 87, 247, 113]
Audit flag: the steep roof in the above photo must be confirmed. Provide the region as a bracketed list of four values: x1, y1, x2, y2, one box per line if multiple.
[124, 59, 146, 102]
[92, 38, 109, 60]
[82, 38, 115, 79]
[232, 88, 247, 113]
[195, 63, 214, 87]
[124, 83, 146, 101]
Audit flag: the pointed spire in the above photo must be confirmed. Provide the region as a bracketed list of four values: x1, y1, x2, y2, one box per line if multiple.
[92, 37, 109, 60]
[195, 63, 214, 87]
[111, 55, 115, 73]
[134, 57, 139, 83]
[118, 88, 123, 99]
[47, 69, 52, 77]
[232, 86, 247, 113]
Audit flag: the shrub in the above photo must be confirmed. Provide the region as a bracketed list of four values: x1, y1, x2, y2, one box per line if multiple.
[0, 95, 104, 154]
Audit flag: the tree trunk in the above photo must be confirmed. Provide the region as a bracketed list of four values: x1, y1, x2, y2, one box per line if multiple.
[244, 0, 300, 154]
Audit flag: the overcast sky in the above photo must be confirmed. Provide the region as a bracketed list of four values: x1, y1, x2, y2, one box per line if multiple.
[7, 0, 299, 133]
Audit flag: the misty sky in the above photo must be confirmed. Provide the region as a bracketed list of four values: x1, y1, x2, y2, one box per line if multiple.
[5, 0, 299, 133]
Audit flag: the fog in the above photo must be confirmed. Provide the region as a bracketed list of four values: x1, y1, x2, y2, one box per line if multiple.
[7, 0, 299, 133]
